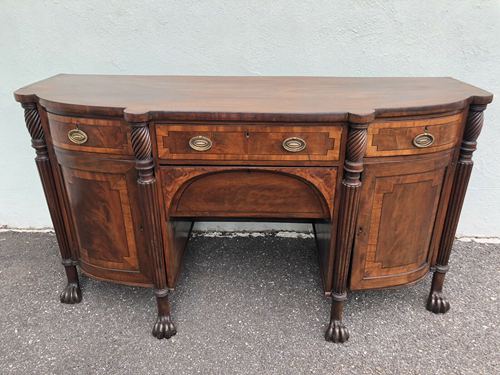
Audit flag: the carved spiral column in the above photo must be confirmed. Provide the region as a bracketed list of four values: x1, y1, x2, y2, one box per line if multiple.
[325, 121, 369, 343]
[427, 104, 487, 313]
[22, 102, 81, 303]
[129, 121, 176, 339]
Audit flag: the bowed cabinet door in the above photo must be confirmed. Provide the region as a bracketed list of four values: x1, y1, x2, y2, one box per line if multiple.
[349, 151, 455, 290]
[56, 152, 152, 287]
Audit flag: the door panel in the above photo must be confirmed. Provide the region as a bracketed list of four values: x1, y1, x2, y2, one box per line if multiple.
[56, 150, 152, 286]
[350, 153, 453, 290]
[63, 168, 139, 270]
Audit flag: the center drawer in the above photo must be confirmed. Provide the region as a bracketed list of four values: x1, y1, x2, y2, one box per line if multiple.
[155, 124, 343, 162]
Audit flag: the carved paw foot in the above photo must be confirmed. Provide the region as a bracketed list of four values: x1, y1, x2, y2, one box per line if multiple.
[325, 320, 349, 343]
[59, 283, 82, 304]
[152, 314, 177, 339]
[427, 291, 450, 314]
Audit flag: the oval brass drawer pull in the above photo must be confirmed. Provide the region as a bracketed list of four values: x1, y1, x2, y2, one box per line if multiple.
[68, 128, 88, 145]
[413, 132, 435, 148]
[282, 137, 306, 152]
[189, 135, 213, 151]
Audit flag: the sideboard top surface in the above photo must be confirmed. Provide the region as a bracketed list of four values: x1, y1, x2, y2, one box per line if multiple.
[14, 74, 492, 122]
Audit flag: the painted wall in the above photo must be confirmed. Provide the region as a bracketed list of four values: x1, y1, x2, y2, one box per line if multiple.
[1, 1, 499, 235]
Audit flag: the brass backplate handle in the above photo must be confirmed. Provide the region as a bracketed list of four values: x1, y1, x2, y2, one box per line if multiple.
[68, 128, 88, 145]
[282, 137, 307, 152]
[413, 132, 435, 148]
[189, 135, 213, 151]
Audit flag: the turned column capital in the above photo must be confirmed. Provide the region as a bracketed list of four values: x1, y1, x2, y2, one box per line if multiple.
[128, 121, 155, 182]
[21, 102, 48, 159]
[129, 121, 152, 159]
[343, 122, 369, 186]
[460, 104, 487, 162]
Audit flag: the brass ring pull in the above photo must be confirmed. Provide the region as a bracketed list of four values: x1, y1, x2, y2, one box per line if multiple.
[68, 128, 88, 145]
[282, 137, 307, 152]
[412, 132, 435, 148]
[189, 135, 213, 151]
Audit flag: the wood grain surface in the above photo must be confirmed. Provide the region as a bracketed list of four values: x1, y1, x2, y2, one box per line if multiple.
[14, 75, 492, 122]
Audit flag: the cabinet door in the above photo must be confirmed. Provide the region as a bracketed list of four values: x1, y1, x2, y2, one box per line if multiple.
[57, 152, 152, 286]
[350, 153, 454, 290]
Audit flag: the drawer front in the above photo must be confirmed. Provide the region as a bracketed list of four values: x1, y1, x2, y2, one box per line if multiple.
[156, 124, 342, 162]
[366, 113, 464, 157]
[47, 113, 133, 155]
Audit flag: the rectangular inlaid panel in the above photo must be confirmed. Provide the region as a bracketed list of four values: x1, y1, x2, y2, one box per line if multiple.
[350, 152, 453, 290]
[156, 124, 343, 162]
[366, 113, 464, 157]
[62, 167, 140, 271]
[48, 113, 133, 156]
[54, 152, 152, 287]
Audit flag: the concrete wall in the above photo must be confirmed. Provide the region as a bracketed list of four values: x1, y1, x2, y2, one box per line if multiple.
[1, 1, 499, 235]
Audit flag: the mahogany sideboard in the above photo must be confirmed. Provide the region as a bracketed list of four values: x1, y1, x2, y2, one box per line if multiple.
[14, 75, 493, 343]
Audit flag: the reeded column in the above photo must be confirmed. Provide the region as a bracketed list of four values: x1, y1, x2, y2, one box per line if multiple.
[129, 121, 176, 339]
[325, 120, 369, 343]
[22, 102, 81, 303]
[427, 104, 487, 313]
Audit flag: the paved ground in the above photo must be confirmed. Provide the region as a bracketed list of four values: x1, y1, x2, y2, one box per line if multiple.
[0, 231, 498, 374]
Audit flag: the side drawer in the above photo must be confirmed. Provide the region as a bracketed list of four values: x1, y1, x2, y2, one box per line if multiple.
[156, 124, 343, 162]
[47, 113, 133, 156]
[366, 113, 464, 157]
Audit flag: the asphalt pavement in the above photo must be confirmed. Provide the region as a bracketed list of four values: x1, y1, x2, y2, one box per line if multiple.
[0, 231, 498, 374]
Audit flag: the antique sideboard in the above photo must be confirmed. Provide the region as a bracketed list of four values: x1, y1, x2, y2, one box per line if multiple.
[14, 75, 492, 342]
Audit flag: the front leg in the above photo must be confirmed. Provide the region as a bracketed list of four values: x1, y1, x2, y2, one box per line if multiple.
[325, 120, 369, 343]
[21, 103, 82, 305]
[325, 297, 349, 343]
[152, 292, 176, 339]
[426, 268, 450, 314]
[129, 120, 176, 339]
[59, 262, 82, 304]
[428, 104, 486, 315]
